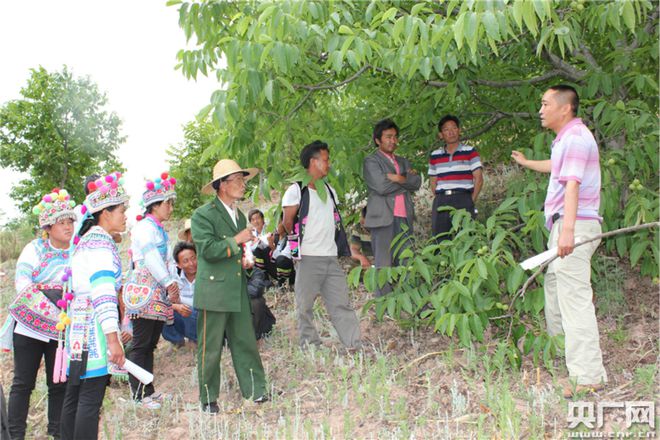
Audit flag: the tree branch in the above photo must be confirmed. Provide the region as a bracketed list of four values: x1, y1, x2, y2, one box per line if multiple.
[462, 111, 535, 140]
[294, 64, 371, 91]
[426, 70, 565, 89]
[502, 221, 660, 340]
[541, 49, 587, 82]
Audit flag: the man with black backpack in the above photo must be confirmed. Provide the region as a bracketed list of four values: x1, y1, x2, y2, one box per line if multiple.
[282, 141, 362, 350]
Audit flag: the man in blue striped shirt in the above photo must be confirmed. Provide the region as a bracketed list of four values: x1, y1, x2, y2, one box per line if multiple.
[428, 115, 484, 240]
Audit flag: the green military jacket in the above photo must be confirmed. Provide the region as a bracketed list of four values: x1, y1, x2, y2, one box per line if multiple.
[191, 197, 247, 312]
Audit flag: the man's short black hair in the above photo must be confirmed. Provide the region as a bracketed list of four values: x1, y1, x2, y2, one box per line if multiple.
[438, 115, 460, 132]
[549, 84, 579, 116]
[248, 209, 264, 222]
[300, 140, 329, 169]
[372, 118, 399, 144]
[173, 241, 196, 263]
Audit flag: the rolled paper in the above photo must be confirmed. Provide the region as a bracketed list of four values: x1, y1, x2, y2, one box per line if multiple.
[58, 346, 67, 383]
[520, 247, 558, 271]
[243, 243, 255, 264]
[53, 343, 63, 383]
[123, 359, 154, 384]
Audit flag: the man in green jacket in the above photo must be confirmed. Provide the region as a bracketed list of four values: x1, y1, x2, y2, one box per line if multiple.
[192, 159, 268, 413]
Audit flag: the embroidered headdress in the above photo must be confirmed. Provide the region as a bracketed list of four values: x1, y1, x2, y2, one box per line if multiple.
[141, 172, 177, 208]
[84, 171, 129, 214]
[32, 188, 77, 228]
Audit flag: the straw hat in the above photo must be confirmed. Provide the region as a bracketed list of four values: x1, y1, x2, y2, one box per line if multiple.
[201, 159, 259, 195]
[178, 218, 192, 241]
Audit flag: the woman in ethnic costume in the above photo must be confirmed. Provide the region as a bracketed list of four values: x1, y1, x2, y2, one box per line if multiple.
[1, 188, 76, 440]
[123, 172, 179, 408]
[59, 172, 128, 440]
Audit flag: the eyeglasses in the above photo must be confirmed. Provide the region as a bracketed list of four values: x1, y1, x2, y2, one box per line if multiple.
[224, 177, 247, 185]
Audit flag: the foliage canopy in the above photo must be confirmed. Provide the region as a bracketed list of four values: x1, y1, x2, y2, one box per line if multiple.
[170, 0, 659, 358]
[0, 66, 125, 214]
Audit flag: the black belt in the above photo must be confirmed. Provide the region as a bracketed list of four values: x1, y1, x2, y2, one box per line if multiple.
[551, 212, 561, 226]
[436, 188, 472, 196]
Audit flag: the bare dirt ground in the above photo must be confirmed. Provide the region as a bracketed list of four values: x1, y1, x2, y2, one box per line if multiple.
[0, 255, 657, 439]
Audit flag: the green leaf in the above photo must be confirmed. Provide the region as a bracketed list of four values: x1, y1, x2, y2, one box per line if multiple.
[347, 266, 362, 288]
[414, 257, 431, 284]
[447, 313, 458, 336]
[457, 315, 471, 347]
[387, 296, 396, 317]
[512, 0, 524, 31]
[263, 79, 274, 105]
[482, 10, 500, 40]
[470, 313, 484, 341]
[622, 0, 636, 32]
[506, 266, 525, 295]
[377, 266, 390, 288]
[453, 11, 466, 50]
[364, 267, 377, 292]
[419, 57, 431, 80]
[381, 7, 398, 23]
[340, 36, 355, 58]
[401, 294, 413, 314]
[338, 25, 353, 35]
[476, 258, 488, 279]
[522, 0, 538, 37]
[410, 2, 426, 16]
[630, 240, 649, 267]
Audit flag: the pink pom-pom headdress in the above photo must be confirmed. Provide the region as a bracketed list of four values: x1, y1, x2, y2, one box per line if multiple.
[141, 171, 177, 209]
[84, 171, 129, 214]
[33, 188, 77, 228]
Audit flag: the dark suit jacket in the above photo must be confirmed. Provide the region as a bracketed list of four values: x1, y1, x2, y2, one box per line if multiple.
[363, 150, 421, 229]
[191, 197, 247, 313]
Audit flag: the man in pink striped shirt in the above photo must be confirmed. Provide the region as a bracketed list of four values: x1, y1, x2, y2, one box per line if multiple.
[512, 85, 607, 398]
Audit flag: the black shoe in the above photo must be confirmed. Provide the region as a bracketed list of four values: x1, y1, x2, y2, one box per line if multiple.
[253, 395, 269, 404]
[202, 402, 219, 413]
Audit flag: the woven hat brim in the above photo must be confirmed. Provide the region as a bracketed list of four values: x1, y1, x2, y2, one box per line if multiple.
[201, 168, 259, 195]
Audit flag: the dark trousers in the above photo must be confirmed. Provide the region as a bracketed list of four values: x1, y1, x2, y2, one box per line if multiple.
[369, 217, 412, 297]
[60, 375, 108, 440]
[431, 192, 475, 240]
[273, 256, 295, 287]
[127, 318, 164, 400]
[8, 332, 66, 440]
[162, 309, 198, 344]
[250, 296, 276, 340]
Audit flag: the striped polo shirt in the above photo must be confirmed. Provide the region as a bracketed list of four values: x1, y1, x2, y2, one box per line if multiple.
[428, 143, 482, 193]
[544, 118, 602, 229]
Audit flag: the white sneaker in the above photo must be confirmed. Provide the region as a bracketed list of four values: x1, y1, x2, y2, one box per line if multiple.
[137, 396, 161, 409]
[150, 392, 172, 402]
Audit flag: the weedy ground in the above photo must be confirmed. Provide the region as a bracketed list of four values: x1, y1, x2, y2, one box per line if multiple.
[0, 253, 657, 439]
